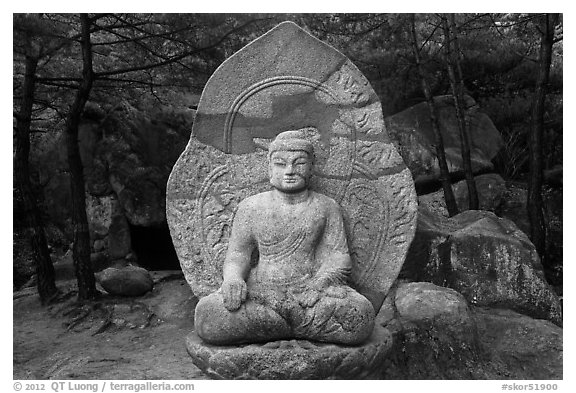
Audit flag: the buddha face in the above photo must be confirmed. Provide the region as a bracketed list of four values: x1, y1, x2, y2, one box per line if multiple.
[269, 150, 313, 193]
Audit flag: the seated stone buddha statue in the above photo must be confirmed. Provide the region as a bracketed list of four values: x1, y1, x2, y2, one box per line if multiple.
[194, 130, 375, 345]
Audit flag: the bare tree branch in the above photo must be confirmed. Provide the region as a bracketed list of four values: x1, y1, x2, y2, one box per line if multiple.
[488, 14, 539, 62]
[96, 17, 271, 77]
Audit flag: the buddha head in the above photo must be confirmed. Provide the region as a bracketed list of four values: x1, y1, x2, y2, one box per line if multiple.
[268, 131, 315, 194]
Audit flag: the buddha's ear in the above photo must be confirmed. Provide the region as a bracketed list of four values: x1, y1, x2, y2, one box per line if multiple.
[266, 152, 273, 176]
[267, 158, 274, 178]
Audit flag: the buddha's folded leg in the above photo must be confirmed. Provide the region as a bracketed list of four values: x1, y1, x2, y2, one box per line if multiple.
[292, 287, 375, 345]
[194, 292, 291, 345]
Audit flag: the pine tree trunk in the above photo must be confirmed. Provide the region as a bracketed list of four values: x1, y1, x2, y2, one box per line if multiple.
[14, 55, 59, 303]
[443, 14, 479, 210]
[528, 14, 557, 266]
[64, 14, 98, 300]
[410, 15, 458, 216]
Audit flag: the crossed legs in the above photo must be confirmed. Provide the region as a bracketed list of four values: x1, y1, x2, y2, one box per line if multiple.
[194, 287, 374, 346]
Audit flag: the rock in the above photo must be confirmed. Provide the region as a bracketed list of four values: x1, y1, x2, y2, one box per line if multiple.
[377, 282, 562, 379]
[125, 252, 138, 264]
[402, 208, 562, 325]
[108, 214, 131, 259]
[419, 173, 506, 217]
[394, 282, 474, 328]
[473, 307, 562, 380]
[498, 183, 562, 237]
[32, 102, 193, 260]
[380, 282, 481, 379]
[93, 239, 106, 252]
[90, 251, 109, 272]
[495, 183, 530, 234]
[86, 194, 114, 239]
[94, 102, 192, 227]
[496, 183, 562, 292]
[86, 194, 132, 263]
[98, 266, 154, 297]
[385, 95, 503, 182]
[185, 325, 392, 379]
[167, 21, 417, 313]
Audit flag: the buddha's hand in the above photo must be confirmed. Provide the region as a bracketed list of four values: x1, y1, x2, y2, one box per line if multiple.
[221, 279, 247, 311]
[324, 286, 347, 299]
[296, 289, 320, 308]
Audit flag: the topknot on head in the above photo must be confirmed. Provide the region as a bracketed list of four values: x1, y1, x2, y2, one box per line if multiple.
[268, 130, 314, 157]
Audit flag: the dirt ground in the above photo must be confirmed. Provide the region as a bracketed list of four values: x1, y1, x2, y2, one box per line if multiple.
[13, 272, 206, 380]
[12, 271, 563, 381]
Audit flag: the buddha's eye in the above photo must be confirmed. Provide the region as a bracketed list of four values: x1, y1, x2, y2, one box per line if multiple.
[274, 161, 286, 167]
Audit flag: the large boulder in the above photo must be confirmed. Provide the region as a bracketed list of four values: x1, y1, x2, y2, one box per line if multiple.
[87, 102, 193, 227]
[378, 282, 562, 379]
[379, 282, 481, 379]
[472, 307, 563, 380]
[85, 194, 133, 269]
[385, 95, 503, 182]
[419, 173, 506, 217]
[402, 208, 562, 325]
[30, 102, 194, 255]
[98, 266, 154, 297]
[498, 183, 531, 235]
[497, 183, 563, 293]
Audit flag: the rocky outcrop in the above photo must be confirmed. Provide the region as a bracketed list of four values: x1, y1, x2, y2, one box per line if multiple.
[402, 208, 562, 325]
[85, 194, 132, 265]
[30, 102, 194, 270]
[378, 282, 562, 379]
[473, 307, 563, 379]
[86, 102, 193, 227]
[385, 95, 503, 182]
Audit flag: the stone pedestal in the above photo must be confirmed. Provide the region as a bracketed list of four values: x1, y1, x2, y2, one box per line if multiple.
[186, 325, 392, 379]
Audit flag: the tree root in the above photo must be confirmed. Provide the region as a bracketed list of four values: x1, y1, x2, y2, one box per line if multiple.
[65, 307, 91, 331]
[92, 307, 113, 336]
[53, 298, 158, 335]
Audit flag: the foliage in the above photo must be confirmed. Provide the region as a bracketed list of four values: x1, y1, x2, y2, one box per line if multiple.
[14, 14, 563, 181]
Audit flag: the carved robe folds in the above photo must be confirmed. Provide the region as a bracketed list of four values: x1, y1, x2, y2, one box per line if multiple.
[194, 191, 375, 345]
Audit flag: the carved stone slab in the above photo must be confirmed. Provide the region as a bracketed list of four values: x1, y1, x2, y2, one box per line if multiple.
[167, 21, 417, 312]
[185, 325, 393, 379]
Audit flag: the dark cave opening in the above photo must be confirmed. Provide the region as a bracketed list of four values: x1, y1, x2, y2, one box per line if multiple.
[129, 222, 181, 271]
